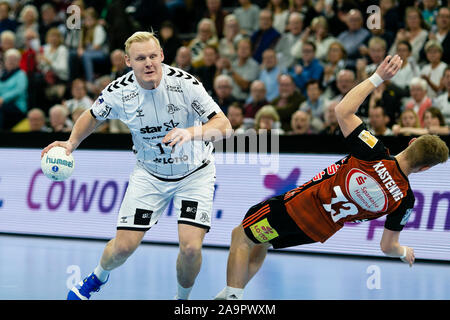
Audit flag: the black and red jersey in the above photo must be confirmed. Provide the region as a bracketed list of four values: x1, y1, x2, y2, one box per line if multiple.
[283, 124, 414, 243]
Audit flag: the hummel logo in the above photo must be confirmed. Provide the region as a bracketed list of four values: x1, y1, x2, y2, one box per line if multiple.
[164, 119, 179, 131]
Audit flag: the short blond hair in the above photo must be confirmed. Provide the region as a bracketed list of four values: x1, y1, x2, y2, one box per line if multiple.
[124, 31, 161, 54]
[404, 134, 449, 169]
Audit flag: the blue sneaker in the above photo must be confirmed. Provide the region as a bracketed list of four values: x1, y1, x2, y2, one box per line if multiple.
[67, 273, 108, 300]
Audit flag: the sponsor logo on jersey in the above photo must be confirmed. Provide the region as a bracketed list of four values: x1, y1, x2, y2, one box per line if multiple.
[166, 84, 183, 93]
[153, 155, 189, 164]
[167, 104, 181, 114]
[345, 168, 388, 212]
[358, 130, 378, 148]
[122, 91, 139, 102]
[373, 161, 404, 201]
[401, 208, 413, 225]
[140, 120, 179, 134]
[136, 108, 144, 117]
[191, 100, 206, 116]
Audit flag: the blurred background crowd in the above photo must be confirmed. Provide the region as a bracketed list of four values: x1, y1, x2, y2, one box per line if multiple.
[0, 0, 449, 138]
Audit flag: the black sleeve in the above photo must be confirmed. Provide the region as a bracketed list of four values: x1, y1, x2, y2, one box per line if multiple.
[384, 189, 415, 232]
[345, 123, 388, 162]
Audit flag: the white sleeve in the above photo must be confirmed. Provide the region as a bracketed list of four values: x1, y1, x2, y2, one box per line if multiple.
[187, 79, 223, 123]
[90, 90, 119, 120]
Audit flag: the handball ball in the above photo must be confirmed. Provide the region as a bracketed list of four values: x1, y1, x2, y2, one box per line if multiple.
[41, 146, 75, 181]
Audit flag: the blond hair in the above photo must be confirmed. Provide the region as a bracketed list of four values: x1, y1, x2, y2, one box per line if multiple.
[404, 134, 449, 169]
[254, 105, 280, 131]
[124, 31, 161, 54]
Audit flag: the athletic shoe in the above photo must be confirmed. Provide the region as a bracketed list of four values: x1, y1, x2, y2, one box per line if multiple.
[67, 273, 108, 300]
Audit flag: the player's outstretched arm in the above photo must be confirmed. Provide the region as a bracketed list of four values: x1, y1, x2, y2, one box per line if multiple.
[41, 109, 102, 157]
[380, 228, 415, 267]
[335, 55, 402, 138]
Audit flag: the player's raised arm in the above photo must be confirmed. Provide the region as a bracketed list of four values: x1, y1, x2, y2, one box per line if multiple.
[41, 109, 102, 157]
[335, 55, 403, 138]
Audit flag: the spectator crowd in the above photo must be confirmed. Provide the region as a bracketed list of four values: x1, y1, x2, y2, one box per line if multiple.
[0, 0, 449, 139]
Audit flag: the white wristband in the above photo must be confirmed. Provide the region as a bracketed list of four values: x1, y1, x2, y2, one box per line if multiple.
[400, 246, 407, 259]
[369, 73, 384, 88]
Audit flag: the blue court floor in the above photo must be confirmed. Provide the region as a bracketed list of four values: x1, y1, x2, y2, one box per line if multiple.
[0, 234, 449, 300]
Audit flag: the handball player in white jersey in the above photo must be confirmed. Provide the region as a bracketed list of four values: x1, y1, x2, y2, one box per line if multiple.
[41, 31, 231, 300]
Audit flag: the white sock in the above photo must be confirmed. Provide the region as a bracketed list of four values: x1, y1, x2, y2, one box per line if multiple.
[214, 287, 227, 300]
[225, 286, 244, 300]
[93, 264, 110, 283]
[176, 283, 193, 300]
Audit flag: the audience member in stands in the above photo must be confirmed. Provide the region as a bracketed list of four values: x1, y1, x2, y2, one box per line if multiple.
[299, 79, 326, 131]
[0, 48, 28, 131]
[109, 49, 131, 80]
[0, 30, 16, 69]
[0, 1, 18, 34]
[48, 104, 72, 132]
[434, 66, 450, 125]
[427, 6, 450, 65]
[173, 46, 195, 74]
[159, 21, 182, 66]
[258, 48, 285, 102]
[368, 105, 393, 136]
[292, 15, 336, 63]
[218, 14, 243, 61]
[288, 40, 323, 94]
[227, 102, 246, 134]
[194, 45, 218, 96]
[203, 0, 229, 38]
[271, 74, 305, 132]
[423, 106, 449, 135]
[319, 100, 342, 136]
[289, 0, 316, 29]
[404, 77, 433, 127]
[274, 11, 303, 69]
[392, 109, 421, 136]
[421, 0, 439, 29]
[27, 108, 51, 132]
[233, 0, 260, 36]
[15, 4, 39, 50]
[213, 74, 236, 115]
[250, 9, 281, 64]
[420, 40, 447, 98]
[390, 40, 420, 91]
[254, 104, 284, 134]
[356, 37, 387, 82]
[244, 80, 268, 121]
[267, 0, 290, 34]
[217, 38, 259, 102]
[288, 110, 314, 135]
[38, 3, 63, 45]
[188, 18, 219, 69]
[321, 41, 349, 98]
[336, 9, 370, 63]
[37, 27, 69, 100]
[63, 78, 93, 115]
[389, 7, 429, 63]
[78, 7, 108, 84]
[328, 69, 356, 102]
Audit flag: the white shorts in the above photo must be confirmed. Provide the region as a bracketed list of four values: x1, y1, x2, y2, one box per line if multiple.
[117, 161, 216, 232]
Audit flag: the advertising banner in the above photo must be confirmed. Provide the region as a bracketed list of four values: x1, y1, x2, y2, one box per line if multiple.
[0, 148, 449, 261]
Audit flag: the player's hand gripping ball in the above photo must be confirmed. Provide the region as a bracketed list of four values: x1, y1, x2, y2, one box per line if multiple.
[41, 146, 75, 181]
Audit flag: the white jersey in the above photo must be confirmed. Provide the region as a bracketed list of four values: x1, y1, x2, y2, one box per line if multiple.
[90, 64, 223, 179]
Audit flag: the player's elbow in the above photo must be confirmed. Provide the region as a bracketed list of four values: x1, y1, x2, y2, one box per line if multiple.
[380, 240, 395, 255]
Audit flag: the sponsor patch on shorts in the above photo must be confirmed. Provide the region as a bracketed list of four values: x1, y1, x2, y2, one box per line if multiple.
[358, 130, 378, 148]
[134, 208, 153, 226]
[249, 218, 279, 243]
[180, 200, 198, 220]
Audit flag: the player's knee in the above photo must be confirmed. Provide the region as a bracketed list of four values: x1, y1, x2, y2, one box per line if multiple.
[113, 240, 138, 260]
[231, 225, 251, 247]
[179, 240, 202, 260]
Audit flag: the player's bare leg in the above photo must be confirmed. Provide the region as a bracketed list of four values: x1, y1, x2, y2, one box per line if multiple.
[176, 224, 207, 299]
[67, 229, 145, 300]
[227, 225, 269, 289]
[100, 229, 145, 270]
